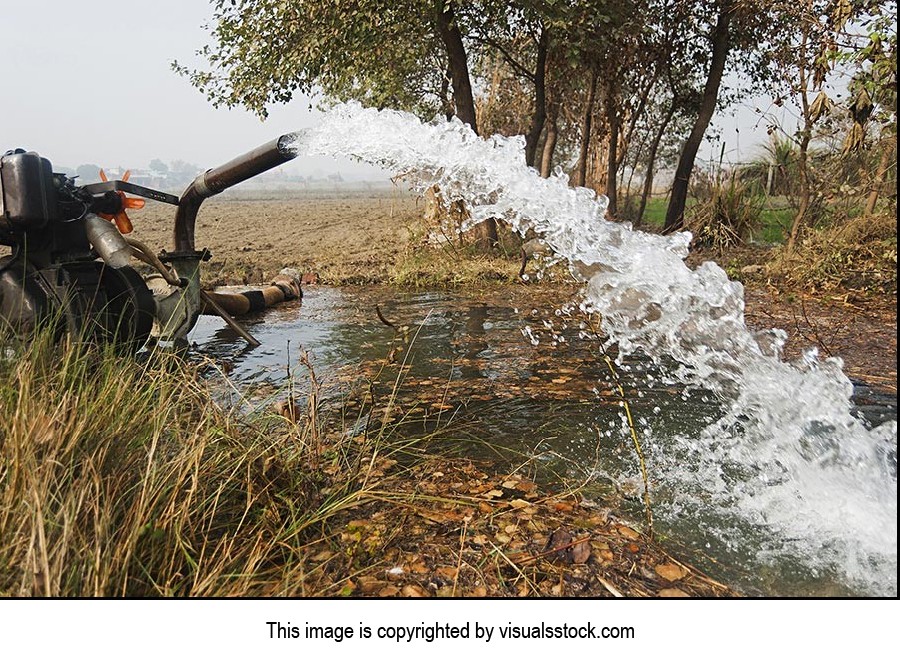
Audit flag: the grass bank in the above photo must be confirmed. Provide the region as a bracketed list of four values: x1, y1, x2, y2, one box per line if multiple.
[0, 332, 733, 597]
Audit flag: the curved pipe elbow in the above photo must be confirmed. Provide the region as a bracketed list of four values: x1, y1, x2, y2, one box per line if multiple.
[172, 133, 301, 253]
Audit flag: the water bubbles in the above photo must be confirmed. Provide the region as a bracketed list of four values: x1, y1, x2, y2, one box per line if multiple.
[521, 326, 540, 346]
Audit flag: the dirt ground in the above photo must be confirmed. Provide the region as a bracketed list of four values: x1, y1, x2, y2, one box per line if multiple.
[742, 286, 897, 391]
[133, 188, 422, 284]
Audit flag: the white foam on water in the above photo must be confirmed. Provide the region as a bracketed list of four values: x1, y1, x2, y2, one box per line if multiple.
[290, 103, 897, 595]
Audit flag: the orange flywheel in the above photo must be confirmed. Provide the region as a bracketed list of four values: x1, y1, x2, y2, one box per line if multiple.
[98, 169, 144, 234]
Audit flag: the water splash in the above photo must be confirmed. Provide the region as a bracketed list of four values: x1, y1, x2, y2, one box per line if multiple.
[294, 102, 897, 595]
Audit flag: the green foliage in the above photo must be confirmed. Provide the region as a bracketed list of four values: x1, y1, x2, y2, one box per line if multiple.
[826, 0, 897, 153]
[174, 0, 450, 119]
[148, 158, 169, 174]
[758, 207, 795, 243]
[75, 163, 101, 182]
[176, 0, 894, 263]
[637, 197, 668, 227]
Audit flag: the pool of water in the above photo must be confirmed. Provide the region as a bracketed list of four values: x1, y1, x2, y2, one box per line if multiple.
[189, 285, 897, 596]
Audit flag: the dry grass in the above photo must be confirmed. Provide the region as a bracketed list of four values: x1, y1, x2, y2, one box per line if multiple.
[767, 212, 897, 294]
[0, 330, 407, 596]
[386, 221, 524, 288]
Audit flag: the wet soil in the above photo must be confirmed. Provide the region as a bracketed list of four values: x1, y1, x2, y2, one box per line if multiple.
[743, 286, 897, 392]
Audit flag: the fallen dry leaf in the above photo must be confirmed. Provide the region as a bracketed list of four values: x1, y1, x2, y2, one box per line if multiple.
[273, 399, 302, 422]
[545, 528, 591, 564]
[359, 578, 386, 594]
[569, 538, 591, 564]
[416, 509, 464, 524]
[617, 525, 641, 540]
[655, 563, 688, 582]
[402, 584, 429, 597]
[658, 587, 689, 598]
[546, 528, 572, 553]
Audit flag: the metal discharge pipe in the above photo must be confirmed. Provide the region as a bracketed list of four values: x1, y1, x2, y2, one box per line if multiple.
[173, 133, 301, 252]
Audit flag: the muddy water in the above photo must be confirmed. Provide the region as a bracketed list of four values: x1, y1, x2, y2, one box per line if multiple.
[190, 285, 896, 596]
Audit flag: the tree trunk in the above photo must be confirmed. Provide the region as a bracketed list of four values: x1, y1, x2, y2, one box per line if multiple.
[575, 70, 599, 188]
[618, 69, 657, 194]
[524, 27, 549, 168]
[436, 1, 478, 134]
[663, 3, 732, 233]
[865, 135, 894, 215]
[787, 33, 812, 253]
[786, 130, 811, 252]
[637, 103, 676, 226]
[440, 65, 453, 120]
[606, 91, 620, 217]
[541, 105, 558, 177]
[436, 1, 498, 247]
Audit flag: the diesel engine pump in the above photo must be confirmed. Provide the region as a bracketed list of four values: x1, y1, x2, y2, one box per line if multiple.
[0, 134, 301, 349]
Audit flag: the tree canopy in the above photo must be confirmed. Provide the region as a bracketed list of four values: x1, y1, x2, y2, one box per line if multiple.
[178, 0, 897, 237]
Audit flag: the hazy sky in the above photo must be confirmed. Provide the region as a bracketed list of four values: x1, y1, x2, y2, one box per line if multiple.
[1, 0, 779, 178]
[0, 0, 387, 178]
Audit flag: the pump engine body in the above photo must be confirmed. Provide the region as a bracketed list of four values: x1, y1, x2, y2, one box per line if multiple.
[1, 134, 299, 349]
[1, 150, 156, 347]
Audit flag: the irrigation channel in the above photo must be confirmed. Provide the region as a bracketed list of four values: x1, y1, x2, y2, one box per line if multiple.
[191, 285, 897, 597]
